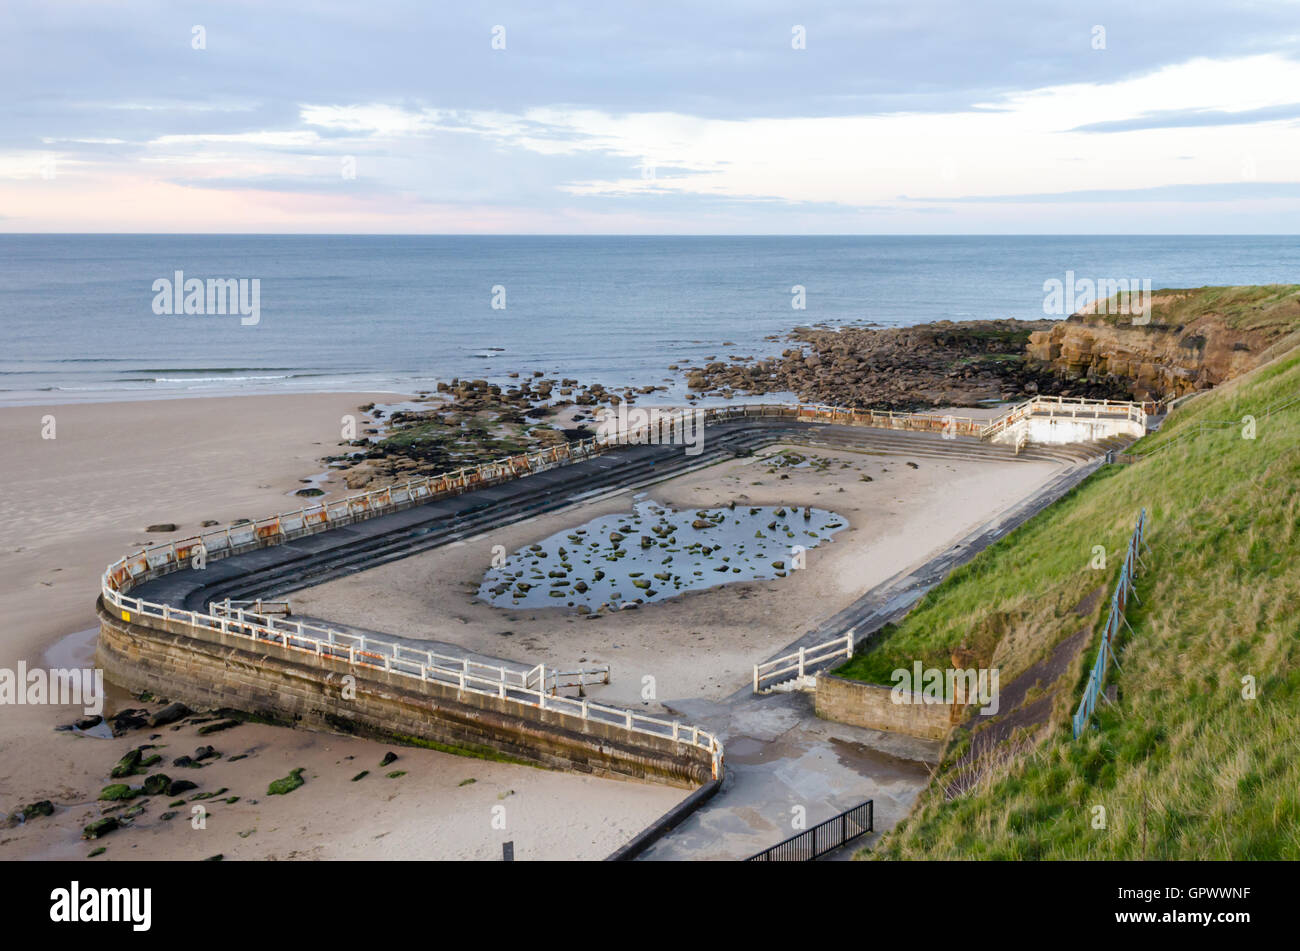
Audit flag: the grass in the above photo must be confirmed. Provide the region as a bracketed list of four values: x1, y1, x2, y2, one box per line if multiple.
[843, 343, 1300, 859]
[1089, 284, 1300, 336]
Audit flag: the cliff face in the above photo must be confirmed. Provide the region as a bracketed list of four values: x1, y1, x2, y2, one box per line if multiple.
[1026, 286, 1300, 401]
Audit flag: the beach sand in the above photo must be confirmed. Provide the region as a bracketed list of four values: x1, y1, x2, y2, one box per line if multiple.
[293, 443, 1066, 710]
[0, 394, 684, 861]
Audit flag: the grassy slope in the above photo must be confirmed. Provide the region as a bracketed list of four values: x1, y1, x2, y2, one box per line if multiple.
[1090, 284, 1300, 335]
[841, 344, 1300, 859]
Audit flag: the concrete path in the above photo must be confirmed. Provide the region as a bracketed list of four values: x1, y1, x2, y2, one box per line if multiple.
[638, 688, 938, 861]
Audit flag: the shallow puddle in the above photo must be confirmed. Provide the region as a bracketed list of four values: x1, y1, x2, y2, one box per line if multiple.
[477, 498, 846, 612]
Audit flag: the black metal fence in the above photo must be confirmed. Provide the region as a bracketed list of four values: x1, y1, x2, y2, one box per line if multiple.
[746, 800, 874, 861]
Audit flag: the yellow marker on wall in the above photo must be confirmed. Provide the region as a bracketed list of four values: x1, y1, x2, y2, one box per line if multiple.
[121, 610, 131, 622]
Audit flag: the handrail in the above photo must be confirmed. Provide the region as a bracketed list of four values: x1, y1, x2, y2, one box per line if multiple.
[981, 395, 1146, 440]
[747, 799, 874, 861]
[753, 632, 854, 693]
[103, 592, 725, 775]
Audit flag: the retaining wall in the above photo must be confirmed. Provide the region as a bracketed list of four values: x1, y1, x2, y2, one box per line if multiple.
[96, 602, 713, 788]
[815, 673, 960, 741]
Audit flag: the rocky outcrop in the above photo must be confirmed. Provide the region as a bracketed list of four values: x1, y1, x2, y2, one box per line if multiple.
[1027, 288, 1300, 400]
[678, 320, 1132, 411]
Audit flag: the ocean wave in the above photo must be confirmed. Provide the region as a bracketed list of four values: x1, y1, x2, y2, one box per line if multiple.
[128, 367, 302, 374]
[148, 374, 294, 383]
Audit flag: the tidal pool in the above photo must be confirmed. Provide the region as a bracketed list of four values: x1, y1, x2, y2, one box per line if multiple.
[477, 497, 846, 612]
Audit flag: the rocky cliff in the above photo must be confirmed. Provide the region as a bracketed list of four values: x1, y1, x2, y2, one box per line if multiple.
[1027, 285, 1300, 401]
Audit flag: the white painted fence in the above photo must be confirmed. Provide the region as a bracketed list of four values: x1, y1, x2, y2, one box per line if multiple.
[753, 633, 855, 693]
[102, 589, 723, 777]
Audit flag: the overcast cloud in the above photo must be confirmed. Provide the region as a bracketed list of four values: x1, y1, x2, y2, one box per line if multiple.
[3, 0, 1300, 232]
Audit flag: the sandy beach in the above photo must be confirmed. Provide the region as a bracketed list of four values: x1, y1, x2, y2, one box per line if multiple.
[0, 394, 684, 861]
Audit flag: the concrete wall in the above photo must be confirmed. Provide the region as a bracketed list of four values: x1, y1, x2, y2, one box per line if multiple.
[96, 603, 713, 788]
[989, 413, 1143, 449]
[1024, 414, 1144, 444]
[815, 673, 958, 741]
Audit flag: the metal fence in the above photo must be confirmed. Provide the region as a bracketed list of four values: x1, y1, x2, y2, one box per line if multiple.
[747, 800, 874, 861]
[1072, 508, 1149, 739]
[1131, 391, 1300, 457]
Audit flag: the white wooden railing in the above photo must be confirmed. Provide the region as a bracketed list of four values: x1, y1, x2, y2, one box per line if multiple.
[102, 589, 723, 777]
[981, 395, 1147, 440]
[753, 632, 855, 693]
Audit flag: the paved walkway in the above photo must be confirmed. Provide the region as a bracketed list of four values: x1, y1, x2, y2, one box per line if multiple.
[639, 688, 938, 860]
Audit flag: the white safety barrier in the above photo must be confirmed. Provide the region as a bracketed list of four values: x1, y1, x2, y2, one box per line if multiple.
[753, 633, 855, 693]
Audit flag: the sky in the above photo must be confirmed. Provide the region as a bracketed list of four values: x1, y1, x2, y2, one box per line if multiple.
[3, 0, 1300, 234]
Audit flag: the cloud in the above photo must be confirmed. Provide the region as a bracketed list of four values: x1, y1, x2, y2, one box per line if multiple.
[902, 182, 1300, 204]
[1070, 102, 1300, 133]
[5, 2, 1300, 231]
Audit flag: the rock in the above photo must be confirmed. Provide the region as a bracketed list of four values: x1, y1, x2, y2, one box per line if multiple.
[197, 719, 240, 736]
[1023, 296, 1289, 401]
[22, 800, 54, 820]
[109, 748, 143, 778]
[344, 469, 373, 490]
[110, 710, 149, 734]
[142, 773, 172, 796]
[379, 752, 398, 767]
[193, 745, 218, 762]
[98, 784, 136, 801]
[145, 523, 178, 533]
[149, 702, 191, 728]
[83, 817, 119, 839]
[166, 779, 198, 797]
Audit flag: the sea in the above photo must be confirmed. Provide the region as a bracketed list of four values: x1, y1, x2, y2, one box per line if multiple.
[1, 234, 1298, 406]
